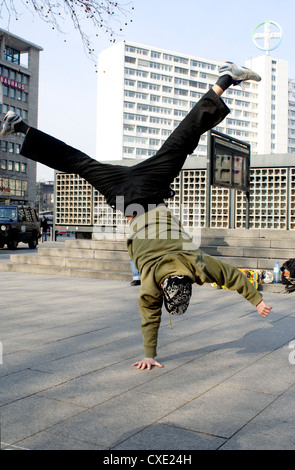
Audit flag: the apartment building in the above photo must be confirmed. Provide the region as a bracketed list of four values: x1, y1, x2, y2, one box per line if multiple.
[96, 41, 293, 161]
[0, 29, 42, 206]
[97, 41, 217, 161]
[289, 78, 295, 154]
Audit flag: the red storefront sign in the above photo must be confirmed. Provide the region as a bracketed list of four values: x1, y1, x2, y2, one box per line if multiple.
[0, 76, 25, 91]
[0, 186, 10, 193]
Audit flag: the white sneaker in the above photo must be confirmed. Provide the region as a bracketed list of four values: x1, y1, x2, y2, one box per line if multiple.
[1, 110, 22, 137]
[219, 61, 261, 84]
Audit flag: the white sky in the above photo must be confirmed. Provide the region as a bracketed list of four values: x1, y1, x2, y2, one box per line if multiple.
[1, 0, 294, 180]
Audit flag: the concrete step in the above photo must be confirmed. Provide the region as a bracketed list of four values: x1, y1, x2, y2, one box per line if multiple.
[200, 228, 295, 240]
[64, 239, 128, 251]
[9, 254, 131, 273]
[0, 262, 132, 281]
[201, 236, 295, 249]
[258, 283, 285, 293]
[1, 229, 293, 293]
[37, 247, 130, 261]
[201, 245, 295, 261]
[0, 258, 283, 292]
[212, 255, 288, 270]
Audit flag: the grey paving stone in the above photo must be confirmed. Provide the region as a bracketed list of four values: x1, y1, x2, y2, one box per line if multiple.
[1, 270, 295, 450]
[159, 385, 276, 439]
[13, 432, 105, 450]
[37, 358, 164, 408]
[220, 384, 295, 450]
[222, 344, 295, 395]
[1, 395, 85, 444]
[0, 368, 71, 406]
[114, 423, 226, 450]
[47, 390, 186, 448]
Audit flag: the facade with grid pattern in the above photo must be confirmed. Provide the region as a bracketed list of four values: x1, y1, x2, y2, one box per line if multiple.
[55, 154, 295, 232]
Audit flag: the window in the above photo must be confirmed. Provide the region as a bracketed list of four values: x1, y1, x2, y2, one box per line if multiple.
[124, 101, 135, 109]
[8, 161, 14, 171]
[150, 95, 160, 102]
[123, 124, 135, 132]
[21, 163, 27, 173]
[1, 159, 7, 170]
[123, 147, 134, 154]
[22, 180, 28, 195]
[1, 141, 7, 152]
[148, 128, 160, 135]
[174, 109, 186, 117]
[189, 80, 207, 89]
[149, 138, 160, 146]
[174, 88, 188, 96]
[175, 67, 188, 75]
[4, 47, 20, 64]
[136, 126, 148, 133]
[125, 56, 136, 64]
[15, 179, 21, 195]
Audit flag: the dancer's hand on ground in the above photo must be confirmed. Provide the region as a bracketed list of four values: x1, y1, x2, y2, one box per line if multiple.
[256, 300, 272, 318]
[132, 358, 163, 370]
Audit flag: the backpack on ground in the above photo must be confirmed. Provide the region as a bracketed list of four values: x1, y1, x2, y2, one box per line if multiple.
[281, 259, 295, 293]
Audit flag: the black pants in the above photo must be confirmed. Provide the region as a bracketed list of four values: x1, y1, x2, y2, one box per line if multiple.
[21, 89, 229, 216]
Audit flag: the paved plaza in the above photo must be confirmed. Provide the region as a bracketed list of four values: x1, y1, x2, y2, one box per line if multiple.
[1, 259, 295, 451]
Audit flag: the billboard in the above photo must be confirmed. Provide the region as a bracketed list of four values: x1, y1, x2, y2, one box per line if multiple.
[209, 130, 250, 193]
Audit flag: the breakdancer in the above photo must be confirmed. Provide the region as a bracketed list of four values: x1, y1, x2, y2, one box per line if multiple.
[1, 61, 272, 370]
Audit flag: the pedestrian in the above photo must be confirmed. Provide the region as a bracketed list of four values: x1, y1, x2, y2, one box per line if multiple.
[1, 61, 272, 370]
[130, 259, 141, 286]
[40, 215, 48, 241]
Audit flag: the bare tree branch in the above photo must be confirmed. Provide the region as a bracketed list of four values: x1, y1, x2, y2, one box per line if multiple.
[0, 0, 134, 60]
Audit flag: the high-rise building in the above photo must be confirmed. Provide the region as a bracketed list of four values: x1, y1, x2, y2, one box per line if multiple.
[288, 78, 295, 154]
[0, 28, 42, 205]
[246, 55, 289, 155]
[96, 41, 294, 161]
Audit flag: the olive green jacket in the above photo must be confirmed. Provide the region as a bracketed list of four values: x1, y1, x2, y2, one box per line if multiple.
[127, 206, 262, 358]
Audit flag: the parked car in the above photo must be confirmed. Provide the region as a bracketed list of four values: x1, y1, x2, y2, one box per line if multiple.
[0, 205, 41, 250]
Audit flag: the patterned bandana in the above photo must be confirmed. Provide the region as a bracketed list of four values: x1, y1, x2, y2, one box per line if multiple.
[162, 275, 192, 315]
